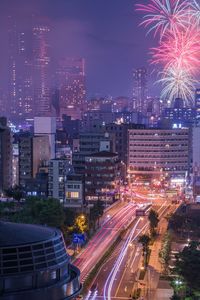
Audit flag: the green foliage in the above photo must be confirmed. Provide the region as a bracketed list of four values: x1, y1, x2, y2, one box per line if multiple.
[4, 185, 24, 201]
[159, 231, 172, 273]
[7, 197, 64, 228]
[175, 241, 200, 293]
[170, 295, 181, 300]
[148, 209, 159, 237]
[138, 234, 151, 268]
[132, 288, 141, 299]
[89, 199, 104, 230]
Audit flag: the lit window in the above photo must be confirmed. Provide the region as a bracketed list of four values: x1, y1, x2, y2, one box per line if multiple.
[66, 192, 79, 199]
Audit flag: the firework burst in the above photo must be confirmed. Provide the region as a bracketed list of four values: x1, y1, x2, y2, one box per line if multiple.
[136, 0, 190, 38]
[136, 0, 199, 105]
[150, 26, 200, 75]
[190, 0, 200, 25]
[158, 66, 196, 105]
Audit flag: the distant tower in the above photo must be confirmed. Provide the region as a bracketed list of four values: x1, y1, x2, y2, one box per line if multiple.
[133, 67, 147, 114]
[8, 16, 34, 122]
[33, 23, 51, 116]
[56, 58, 86, 119]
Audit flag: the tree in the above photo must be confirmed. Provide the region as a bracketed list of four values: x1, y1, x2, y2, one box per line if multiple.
[159, 232, 172, 274]
[170, 295, 181, 300]
[138, 234, 151, 268]
[175, 241, 200, 295]
[11, 197, 64, 228]
[4, 185, 24, 202]
[148, 209, 159, 237]
[90, 199, 104, 230]
[75, 214, 88, 233]
[169, 214, 186, 233]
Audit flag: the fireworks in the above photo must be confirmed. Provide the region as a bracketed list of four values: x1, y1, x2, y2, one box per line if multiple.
[151, 26, 200, 74]
[136, 0, 200, 105]
[158, 66, 196, 106]
[136, 0, 190, 38]
[190, 0, 200, 25]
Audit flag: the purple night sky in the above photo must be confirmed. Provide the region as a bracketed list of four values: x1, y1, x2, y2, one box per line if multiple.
[0, 0, 159, 98]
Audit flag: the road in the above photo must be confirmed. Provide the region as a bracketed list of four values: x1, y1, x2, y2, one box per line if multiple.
[84, 201, 172, 300]
[74, 202, 138, 282]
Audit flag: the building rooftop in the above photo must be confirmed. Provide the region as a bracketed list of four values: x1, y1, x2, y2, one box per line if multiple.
[0, 222, 57, 247]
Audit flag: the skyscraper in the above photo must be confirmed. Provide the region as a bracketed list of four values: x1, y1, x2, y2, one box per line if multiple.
[133, 67, 148, 114]
[8, 17, 34, 122]
[33, 24, 51, 116]
[57, 58, 86, 119]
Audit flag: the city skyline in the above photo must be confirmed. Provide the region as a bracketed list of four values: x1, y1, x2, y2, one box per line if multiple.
[0, 0, 159, 98]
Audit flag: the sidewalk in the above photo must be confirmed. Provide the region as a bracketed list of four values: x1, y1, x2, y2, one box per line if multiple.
[149, 217, 168, 273]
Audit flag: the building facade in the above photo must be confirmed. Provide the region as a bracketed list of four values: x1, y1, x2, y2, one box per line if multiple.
[128, 128, 189, 179]
[72, 132, 114, 174]
[57, 58, 86, 119]
[48, 159, 73, 201]
[0, 118, 12, 192]
[34, 117, 56, 159]
[85, 151, 122, 204]
[33, 24, 51, 116]
[65, 174, 84, 208]
[133, 67, 148, 114]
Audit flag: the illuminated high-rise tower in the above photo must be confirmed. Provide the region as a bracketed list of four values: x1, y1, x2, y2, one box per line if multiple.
[133, 67, 148, 114]
[33, 24, 51, 116]
[56, 58, 86, 119]
[8, 17, 34, 122]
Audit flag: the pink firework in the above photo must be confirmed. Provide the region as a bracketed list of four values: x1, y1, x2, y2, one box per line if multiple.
[150, 26, 200, 75]
[136, 0, 190, 37]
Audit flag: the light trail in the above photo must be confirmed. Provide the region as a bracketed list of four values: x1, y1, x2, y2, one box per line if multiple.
[74, 203, 138, 282]
[84, 290, 92, 300]
[103, 202, 168, 300]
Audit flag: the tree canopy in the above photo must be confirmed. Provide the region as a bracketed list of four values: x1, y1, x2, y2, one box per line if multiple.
[9, 197, 64, 228]
[175, 241, 200, 294]
[148, 209, 159, 236]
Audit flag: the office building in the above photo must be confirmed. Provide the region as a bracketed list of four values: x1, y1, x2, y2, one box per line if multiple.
[25, 168, 48, 198]
[128, 128, 189, 180]
[104, 123, 145, 165]
[33, 24, 51, 116]
[18, 133, 33, 187]
[19, 132, 52, 187]
[12, 143, 19, 186]
[8, 17, 34, 122]
[85, 151, 122, 204]
[195, 89, 200, 121]
[163, 98, 196, 127]
[133, 67, 148, 114]
[72, 132, 114, 174]
[192, 126, 200, 198]
[0, 222, 81, 299]
[57, 58, 86, 118]
[48, 159, 73, 201]
[32, 135, 51, 177]
[112, 96, 133, 112]
[65, 174, 84, 208]
[82, 110, 142, 131]
[0, 118, 12, 192]
[34, 117, 56, 159]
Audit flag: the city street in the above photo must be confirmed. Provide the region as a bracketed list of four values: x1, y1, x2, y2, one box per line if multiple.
[84, 198, 177, 300]
[74, 202, 138, 282]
